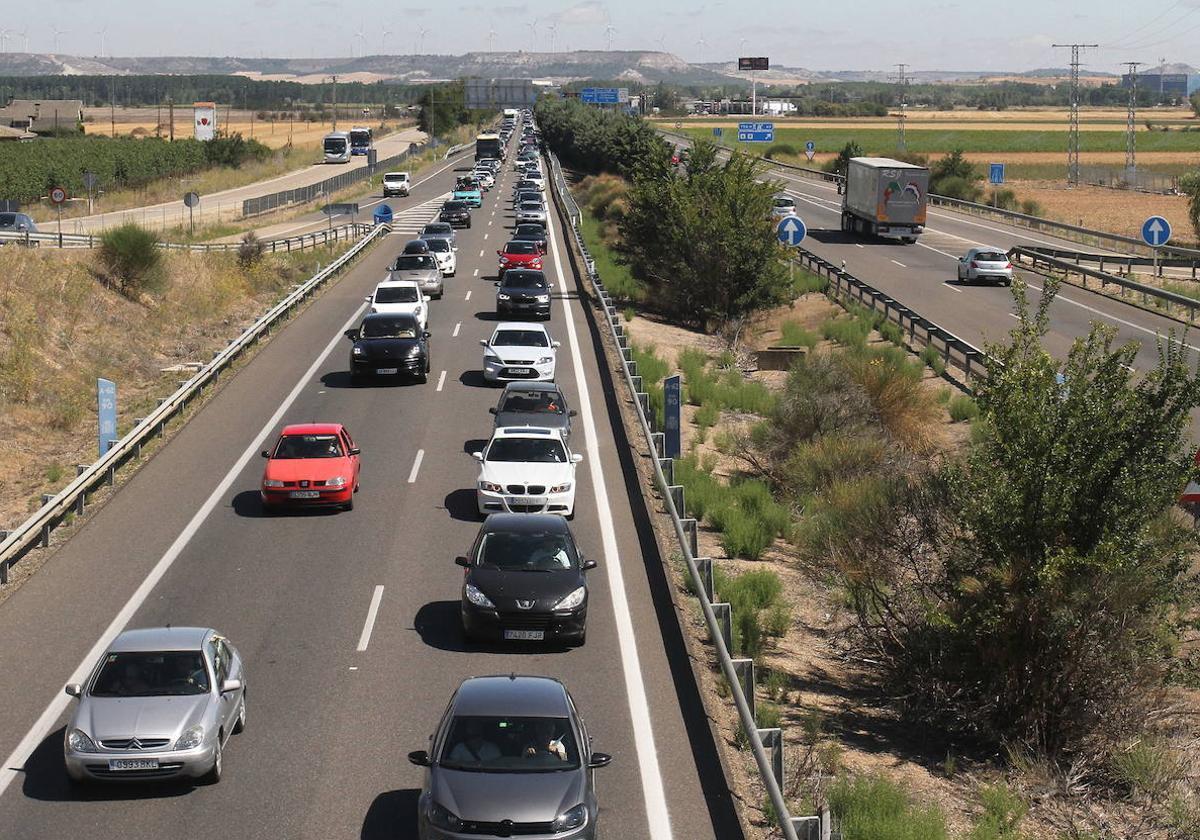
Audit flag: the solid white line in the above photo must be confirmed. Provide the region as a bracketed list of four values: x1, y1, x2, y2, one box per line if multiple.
[545, 198, 674, 837]
[1024, 280, 1200, 353]
[452, 322, 461, 337]
[465, 289, 473, 301]
[407, 449, 424, 483]
[436, 370, 447, 391]
[0, 297, 370, 801]
[891, 259, 907, 268]
[855, 243, 864, 249]
[355, 585, 385, 652]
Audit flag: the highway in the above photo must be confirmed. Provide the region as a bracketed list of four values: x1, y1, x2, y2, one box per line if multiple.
[0, 135, 738, 839]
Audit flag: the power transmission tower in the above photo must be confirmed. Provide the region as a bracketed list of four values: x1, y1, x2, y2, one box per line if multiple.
[1124, 61, 1141, 177]
[1052, 43, 1097, 186]
[892, 63, 909, 152]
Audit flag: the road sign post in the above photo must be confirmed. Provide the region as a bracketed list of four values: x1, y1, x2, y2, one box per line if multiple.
[1142, 215, 1172, 276]
[49, 186, 67, 247]
[183, 191, 200, 236]
[805, 140, 815, 161]
[777, 214, 807, 286]
[664, 375, 682, 458]
[82, 170, 98, 214]
[97, 378, 117, 458]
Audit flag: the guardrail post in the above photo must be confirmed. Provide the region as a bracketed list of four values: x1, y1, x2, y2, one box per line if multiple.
[791, 816, 820, 840]
[39, 495, 53, 546]
[733, 658, 756, 723]
[712, 602, 733, 654]
[636, 391, 649, 419]
[133, 420, 145, 456]
[668, 484, 684, 515]
[697, 557, 715, 601]
[660, 457, 674, 485]
[680, 517, 699, 557]
[821, 805, 831, 840]
[630, 374, 643, 393]
[758, 726, 784, 790]
[0, 531, 8, 584]
[651, 432, 665, 459]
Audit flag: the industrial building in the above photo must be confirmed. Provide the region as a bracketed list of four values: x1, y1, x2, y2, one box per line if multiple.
[0, 99, 84, 134]
[1119, 69, 1200, 97]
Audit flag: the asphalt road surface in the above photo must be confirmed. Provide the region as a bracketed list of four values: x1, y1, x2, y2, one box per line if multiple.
[0, 136, 739, 840]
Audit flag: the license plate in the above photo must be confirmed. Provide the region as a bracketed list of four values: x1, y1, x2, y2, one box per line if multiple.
[376, 367, 399, 375]
[510, 497, 539, 507]
[109, 758, 159, 771]
[506, 368, 531, 375]
[289, 490, 320, 499]
[504, 629, 545, 641]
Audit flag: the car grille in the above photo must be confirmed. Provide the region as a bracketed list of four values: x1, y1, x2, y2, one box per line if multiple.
[85, 763, 185, 778]
[499, 613, 554, 630]
[100, 738, 172, 750]
[456, 819, 556, 836]
[505, 484, 546, 495]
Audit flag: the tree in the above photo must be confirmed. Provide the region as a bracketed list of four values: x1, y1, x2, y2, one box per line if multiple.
[930, 149, 983, 201]
[1181, 171, 1200, 242]
[1190, 92, 1200, 118]
[619, 141, 790, 332]
[829, 141, 863, 178]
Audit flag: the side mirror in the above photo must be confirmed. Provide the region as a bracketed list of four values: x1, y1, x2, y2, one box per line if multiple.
[423, 331, 432, 339]
[571, 453, 583, 464]
[552, 340, 561, 348]
[407, 750, 431, 767]
[582, 559, 597, 571]
[496, 250, 503, 255]
[349, 447, 361, 456]
[588, 752, 612, 769]
[479, 339, 488, 347]
[364, 295, 372, 302]
[472, 452, 484, 461]
[488, 407, 497, 414]
[261, 450, 270, 458]
[220, 678, 243, 694]
[568, 410, 578, 417]
[454, 556, 470, 567]
[344, 328, 359, 340]
[64, 683, 82, 698]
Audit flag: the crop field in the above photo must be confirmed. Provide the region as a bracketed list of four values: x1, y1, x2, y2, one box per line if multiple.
[82, 107, 388, 150]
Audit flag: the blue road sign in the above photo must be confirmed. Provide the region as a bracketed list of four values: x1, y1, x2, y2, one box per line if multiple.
[663, 375, 682, 458]
[777, 215, 807, 247]
[738, 121, 774, 143]
[712, 127, 723, 137]
[97, 378, 117, 457]
[581, 87, 620, 104]
[1142, 215, 1172, 247]
[989, 162, 1005, 185]
[805, 141, 815, 153]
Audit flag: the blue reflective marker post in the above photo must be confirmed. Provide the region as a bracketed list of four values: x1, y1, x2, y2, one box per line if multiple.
[664, 375, 681, 458]
[97, 378, 117, 458]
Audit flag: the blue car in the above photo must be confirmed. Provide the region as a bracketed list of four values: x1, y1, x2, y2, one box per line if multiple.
[453, 188, 483, 208]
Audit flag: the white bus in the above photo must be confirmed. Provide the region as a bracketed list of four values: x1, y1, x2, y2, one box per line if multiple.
[323, 131, 351, 163]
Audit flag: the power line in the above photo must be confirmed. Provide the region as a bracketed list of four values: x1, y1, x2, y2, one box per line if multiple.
[1052, 43, 1098, 186]
[1104, 0, 1187, 48]
[1109, 4, 1200, 51]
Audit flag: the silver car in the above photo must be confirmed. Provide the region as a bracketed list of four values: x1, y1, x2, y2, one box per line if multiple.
[420, 222, 457, 251]
[409, 675, 611, 839]
[63, 627, 247, 784]
[956, 247, 1013, 286]
[516, 202, 548, 225]
[391, 253, 444, 299]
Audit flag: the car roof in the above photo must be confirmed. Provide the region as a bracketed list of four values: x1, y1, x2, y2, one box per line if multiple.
[451, 675, 571, 718]
[109, 627, 213, 652]
[363, 311, 419, 323]
[384, 171, 409, 178]
[501, 381, 560, 394]
[280, 422, 345, 436]
[375, 278, 420, 289]
[493, 321, 548, 332]
[491, 426, 559, 438]
[481, 512, 571, 536]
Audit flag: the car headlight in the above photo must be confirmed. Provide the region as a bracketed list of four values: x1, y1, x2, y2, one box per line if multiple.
[174, 724, 205, 751]
[536, 294, 550, 302]
[263, 479, 285, 488]
[549, 482, 572, 494]
[464, 583, 495, 608]
[325, 476, 347, 487]
[353, 346, 364, 355]
[479, 480, 504, 493]
[67, 728, 99, 753]
[499, 256, 510, 264]
[498, 292, 511, 300]
[552, 804, 588, 831]
[414, 306, 422, 316]
[537, 356, 554, 365]
[428, 802, 465, 832]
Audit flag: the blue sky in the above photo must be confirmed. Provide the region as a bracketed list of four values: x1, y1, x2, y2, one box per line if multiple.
[12, 0, 1200, 72]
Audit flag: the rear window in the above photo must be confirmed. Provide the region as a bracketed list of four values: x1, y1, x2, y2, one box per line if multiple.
[393, 255, 436, 271]
[426, 239, 450, 253]
[976, 251, 1007, 262]
[774, 197, 794, 208]
[443, 201, 468, 211]
[423, 223, 452, 235]
[375, 286, 419, 303]
[0, 213, 14, 226]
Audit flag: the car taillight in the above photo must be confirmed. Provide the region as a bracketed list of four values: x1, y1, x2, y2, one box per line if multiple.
[970, 261, 979, 268]
[1005, 262, 1012, 269]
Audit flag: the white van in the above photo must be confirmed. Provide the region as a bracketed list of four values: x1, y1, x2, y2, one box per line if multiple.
[383, 172, 411, 197]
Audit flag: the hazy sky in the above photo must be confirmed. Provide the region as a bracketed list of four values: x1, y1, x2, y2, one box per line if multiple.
[10, 0, 1200, 72]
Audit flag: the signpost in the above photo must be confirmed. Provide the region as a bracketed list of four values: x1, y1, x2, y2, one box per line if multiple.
[989, 162, 1005, 185]
[805, 140, 816, 162]
[322, 202, 359, 235]
[580, 87, 622, 104]
[777, 214, 807, 286]
[1142, 215, 1172, 277]
[97, 378, 117, 458]
[663, 375, 681, 458]
[82, 170, 98, 214]
[737, 56, 769, 115]
[49, 185, 67, 247]
[712, 127, 723, 138]
[183, 191, 200, 236]
[738, 121, 774, 143]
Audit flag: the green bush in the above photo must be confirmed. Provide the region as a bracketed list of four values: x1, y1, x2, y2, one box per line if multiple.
[715, 565, 787, 655]
[793, 268, 829, 295]
[764, 142, 798, 160]
[822, 317, 870, 347]
[721, 514, 777, 561]
[1109, 738, 1182, 799]
[967, 783, 1028, 840]
[948, 394, 980, 422]
[829, 776, 949, 840]
[97, 223, 165, 296]
[879, 320, 905, 347]
[784, 435, 888, 496]
[631, 343, 670, 386]
[921, 344, 947, 376]
[779, 320, 819, 348]
[694, 402, 720, 434]
[237, 231, 264, 267]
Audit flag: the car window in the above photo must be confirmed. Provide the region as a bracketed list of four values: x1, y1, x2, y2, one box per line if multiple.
[443, 201, 468, 211]
[504, 242, 537, 255]
[423, 223, 452, 235]
[492, 329, 549, 347]
[273, 434, 344, 459]
[519, 203, 543, 211]
[393, 255, 435, 271]
[501, 272, 548, 289]
[218, 639, 235, 675]
[976, 251, 1007, 262]
[477, 530, 577, 570]
[210, 638, 229, 685]
[0, 213, 13, 226]
[774, 198, 794, 208]
[362, 318, 419, 339]
[500, 389, 564, 414]
[375, 286, 419, 303]
[439, 715, 580, 771]
[486, 437, 568, 463]
[426, 239, 450, 253]
[91, 651, 210, 697]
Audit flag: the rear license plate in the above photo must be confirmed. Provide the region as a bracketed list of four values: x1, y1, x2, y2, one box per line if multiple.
[504, 630, 545, 641]
[376, 367, 399, 375]
[289, 490, 320, 499]
[506, 368, 531, 375]
[109, 758, 159, 771]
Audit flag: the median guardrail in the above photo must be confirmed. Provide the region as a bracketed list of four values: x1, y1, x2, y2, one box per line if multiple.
[0, 223, 390, 585]
[0, 222, 375, 253]
[1018, 246, 1200, 278]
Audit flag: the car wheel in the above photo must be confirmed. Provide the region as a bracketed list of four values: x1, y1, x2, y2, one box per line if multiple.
[203, 736, 223, 784]
[565, 508, 575, 521]
[233, 695, 247, 734]
[466, 220, 472, 228]
[1004, 278, 1012, 287]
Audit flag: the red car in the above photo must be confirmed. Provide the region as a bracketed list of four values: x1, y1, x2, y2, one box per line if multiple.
[497, 240, 543, 277]
[260, 423, 361, 512]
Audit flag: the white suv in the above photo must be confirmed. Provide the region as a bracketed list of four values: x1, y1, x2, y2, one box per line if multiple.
[365, 279, 428, 330]
[382, 172, 410, 197]
[473, 427, 583, 517]
[480, 323, 558, 383]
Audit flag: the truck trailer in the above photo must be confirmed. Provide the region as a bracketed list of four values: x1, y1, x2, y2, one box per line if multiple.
[840, 157, 929, 244]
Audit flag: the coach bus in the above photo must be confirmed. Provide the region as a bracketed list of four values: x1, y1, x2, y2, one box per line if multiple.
[323, 131, 351, 163]
[349, 126, 372, 155]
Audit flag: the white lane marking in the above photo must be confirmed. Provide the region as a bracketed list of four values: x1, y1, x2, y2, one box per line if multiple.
[452, 322, 461, 337]
[0, 297, 370, 801]
[479, 249, 485, 258]
[891, 259, 907, 268]
[1009, 312, 1021, 320]
[465, 290, 473, 301]
[473, 268, 479, 278]
[545, 199, 674, 838]
[483, 233, 489, 241]
[943, 282, 964, 294]
[356, 585, 386, 652]
[436, 370, 447, 391]
[1024, 280, 1200, 354]
[407, 449, 425, 484]
[917, 241, 960, 260]
[855, 243, 864, 249]
[488, 220, 493, 227]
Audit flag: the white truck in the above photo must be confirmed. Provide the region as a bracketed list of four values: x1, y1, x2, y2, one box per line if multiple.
[382, 171, 411, 197]
[839, 157, 930, 244]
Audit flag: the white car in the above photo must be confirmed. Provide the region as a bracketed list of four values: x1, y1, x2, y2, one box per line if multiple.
[382, 171, 410, 197]
[480, 322, 559, 383]
[472, 169, 496, 189]
[424, 237, 457, 277]
[771, 195, 796, 218]
[365, 280, 428, 330]
[473, 427, 583, 518]
[956, 247, 1013, 286]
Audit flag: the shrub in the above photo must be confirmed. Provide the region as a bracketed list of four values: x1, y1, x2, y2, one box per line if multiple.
[829, 776, 949, 840]
[764, 142, 798, 160]
[716, 566, 787, 654]
[764, 602, 792, 638]
[721, 514, 777, 561]
[1019, 198, 1043, 217]
[921, 343, 947, 376]
[694, 402, 720, 434]
[821, 317, 869, 347]
[97, 223, 165, 296]
[965, 783, 1027, 840]
[1109, 738, 1182, 799]
[237, 231, 265, 267]
[948, 394, 980, 422]
[843, 347, 939, 451]
[631, 343, 669, 385]
[793, 269, 829, 295]
[783, 434, 888, 496]
[779, 320, 819, 348]
[879, 320, 905, 347]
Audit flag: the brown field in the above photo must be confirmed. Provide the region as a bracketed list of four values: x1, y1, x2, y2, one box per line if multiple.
[665, 108, 1197, 132]
[81, 107, 395, 149]
[998, 182, 1194, 240]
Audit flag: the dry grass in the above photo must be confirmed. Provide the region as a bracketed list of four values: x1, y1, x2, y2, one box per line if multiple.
[81, 107, 385, 149]
[997, 181, 1194, 240]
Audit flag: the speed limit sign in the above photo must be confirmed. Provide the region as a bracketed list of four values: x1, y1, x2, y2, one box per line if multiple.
[49, 186, 68, 205]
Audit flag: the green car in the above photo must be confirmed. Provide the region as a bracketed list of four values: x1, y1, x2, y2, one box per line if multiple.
[453, 188, 483, 208]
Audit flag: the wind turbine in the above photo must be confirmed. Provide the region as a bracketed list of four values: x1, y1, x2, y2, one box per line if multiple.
[696, 36, 707, 58]
[547, 22, 558, 53]
[0, 29, 10, 53]
[605, 24, 616, 52]
[415, 26, 428, 54]
[97, 25, 108, 58]
[380, 27, 392, 55]
[487, 26, 496, 52]
[18, 27, 29, 53]
[52, 25, 66, 53]
[354, 25, 368, 57]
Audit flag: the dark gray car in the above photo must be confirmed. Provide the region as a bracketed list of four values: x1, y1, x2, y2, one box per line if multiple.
[409, 675, 611, 839]
[490, 382, 575, 438]
[420, 222, 457, 250]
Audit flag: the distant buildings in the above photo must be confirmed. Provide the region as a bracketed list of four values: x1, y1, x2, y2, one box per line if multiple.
[1119, 72, 1200, 98]
[0, 99, 84, 134]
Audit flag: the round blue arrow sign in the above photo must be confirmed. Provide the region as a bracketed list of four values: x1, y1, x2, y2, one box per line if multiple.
[805, 140, 815, 152]
[777, 214, 807, 247]
[1142, 215, 1172, 248]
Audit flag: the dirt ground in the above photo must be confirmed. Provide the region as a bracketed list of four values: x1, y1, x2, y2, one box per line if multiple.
[661, 107, 1195, 130]
[81, 107, 395, 149]
[1000, 181, 1195, 239]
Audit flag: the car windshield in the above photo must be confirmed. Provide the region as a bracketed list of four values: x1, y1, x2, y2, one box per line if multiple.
[362, 318, 418, 339]
[492, 329, 548, 347]
[392, 255, 435, 271]
[91, 651, 211, 697]
[516, 226, 544, 238]
[500, 389, 564, 414]
[439, 715, 580, 772]
[443, 201, 468, 211]
[375, 286, 419, 304]
[519, 203, 542, 211]
[486, 437, 568, 463]
[477, 530, 577, 571]
[504, 242, 537, 255]
[384, 174, 407, 182]
[502, 272, 548, 289]
[423, 224, 452, 235]
[976, 251, 1007, 262]
[273, 433, 344, 458]
[426, 239, 450, 253]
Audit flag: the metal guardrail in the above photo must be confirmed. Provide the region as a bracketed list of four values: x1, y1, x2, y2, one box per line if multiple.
[0, 223, 375, 253]
[547, 151, 821, 840]
[442, 141, 474, 160]
[1019, 246, 1200, 278]
[0, 223, 390, 584]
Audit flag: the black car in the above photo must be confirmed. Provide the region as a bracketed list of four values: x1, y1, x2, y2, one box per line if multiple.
[402, 239, 431, 255]
[513, 223, 547, 253]
[497, 269, 552, 319]
[345, 312, 431, 385]
[490, 382, 575, 438]
[440, 200, 472, 228]
[456, 514, 595, 645]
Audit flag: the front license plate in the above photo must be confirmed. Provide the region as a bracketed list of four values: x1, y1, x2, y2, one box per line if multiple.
[376, 367, 399, 375]
[504, 630, 545, 641]
[289, 490, 320, 499]
[506, 368, 531, 375]
[109, 758, 159, 771]
[510, 497, 538, 507]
